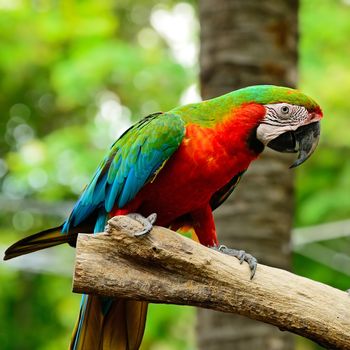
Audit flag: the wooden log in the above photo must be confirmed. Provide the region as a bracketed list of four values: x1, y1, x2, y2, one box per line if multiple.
[73, 216, 350, 349]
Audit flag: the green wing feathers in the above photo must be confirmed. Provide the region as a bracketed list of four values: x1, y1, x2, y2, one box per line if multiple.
[104, 112, 186, 210]
[64, 112, 185, 232]
[4, 112, 185, 260]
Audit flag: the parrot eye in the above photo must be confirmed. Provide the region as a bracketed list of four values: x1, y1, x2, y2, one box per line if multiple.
[281, 105, 290, 115]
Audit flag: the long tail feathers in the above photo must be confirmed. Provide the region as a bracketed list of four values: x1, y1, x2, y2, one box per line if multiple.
[3, 225, 74, 260]
[71, 295, 148, 350]
[5, 211, 149, 349]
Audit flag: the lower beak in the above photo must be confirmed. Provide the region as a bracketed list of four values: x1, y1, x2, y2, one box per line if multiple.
[267, 121, 320, 168]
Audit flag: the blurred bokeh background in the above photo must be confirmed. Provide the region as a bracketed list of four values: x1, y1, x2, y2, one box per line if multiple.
[0, 0, 349, 349]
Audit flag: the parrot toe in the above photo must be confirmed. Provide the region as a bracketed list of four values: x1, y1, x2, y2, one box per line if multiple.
[212, 245, 258, 279]
[127, 213, 157, 236]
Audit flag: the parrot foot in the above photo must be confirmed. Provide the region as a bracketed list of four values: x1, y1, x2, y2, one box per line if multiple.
[127, 213, 157, 236]
[212, 245, 257, 279]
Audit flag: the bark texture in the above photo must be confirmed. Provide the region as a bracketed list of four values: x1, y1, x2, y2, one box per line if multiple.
[199, 0, 298, 349]
[73, 216, 350, 350]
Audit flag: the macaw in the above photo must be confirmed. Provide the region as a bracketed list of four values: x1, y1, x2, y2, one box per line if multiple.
[4, 85, 322, 350]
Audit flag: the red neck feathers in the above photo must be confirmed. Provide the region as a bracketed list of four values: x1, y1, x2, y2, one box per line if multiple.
[216, 102, 266, 157]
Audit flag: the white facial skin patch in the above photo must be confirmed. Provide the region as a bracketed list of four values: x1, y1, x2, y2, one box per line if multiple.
[256, 103, 319, 145]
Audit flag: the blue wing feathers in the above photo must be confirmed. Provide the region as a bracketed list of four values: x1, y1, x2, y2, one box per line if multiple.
[62, 112, 185, 233]
[117, 166, 137, 208]
[105, 174, 123, 212]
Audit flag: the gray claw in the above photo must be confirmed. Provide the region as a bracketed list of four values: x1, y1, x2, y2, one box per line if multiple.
[147, 213, 157, 225]
[236, 250, 246, 264]
[212, 245, 258, 279]
[127, 213, 157, 237]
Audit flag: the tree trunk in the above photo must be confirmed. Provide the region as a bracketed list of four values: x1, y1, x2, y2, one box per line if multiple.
[198, 1, 298, 349]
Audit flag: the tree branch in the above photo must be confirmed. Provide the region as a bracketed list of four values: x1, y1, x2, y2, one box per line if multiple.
[73, 216, 350, 350]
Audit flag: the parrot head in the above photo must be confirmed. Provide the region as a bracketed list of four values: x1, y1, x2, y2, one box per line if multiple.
[257, 102, 321, 168]
[238, 85, 323, 168]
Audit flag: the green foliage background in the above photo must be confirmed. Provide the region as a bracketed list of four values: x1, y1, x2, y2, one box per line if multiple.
[0, 1, 349, 349]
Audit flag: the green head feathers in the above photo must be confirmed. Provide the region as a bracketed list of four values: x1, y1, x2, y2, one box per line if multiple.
[228, 85, 321, 112]
[171, 84, 321, 127]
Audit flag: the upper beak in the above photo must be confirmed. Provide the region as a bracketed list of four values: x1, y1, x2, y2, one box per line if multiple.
[267, 121, 320, 168]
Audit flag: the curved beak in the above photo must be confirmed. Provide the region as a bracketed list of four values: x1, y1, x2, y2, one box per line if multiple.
[267, 121, 320, 168]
